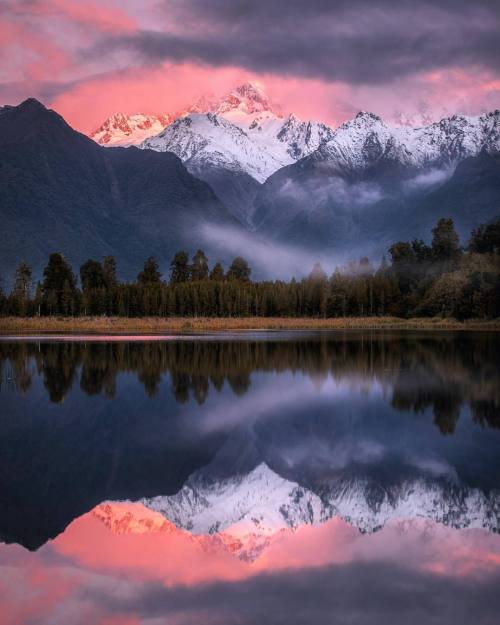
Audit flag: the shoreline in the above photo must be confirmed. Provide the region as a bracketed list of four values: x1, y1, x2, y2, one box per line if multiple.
[1, 316, 499, 335]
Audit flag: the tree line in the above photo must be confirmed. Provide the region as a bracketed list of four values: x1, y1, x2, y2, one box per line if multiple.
[1, 218, 499, 319]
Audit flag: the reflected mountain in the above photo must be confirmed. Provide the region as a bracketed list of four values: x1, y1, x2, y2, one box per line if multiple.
[0, 331, 499, 550]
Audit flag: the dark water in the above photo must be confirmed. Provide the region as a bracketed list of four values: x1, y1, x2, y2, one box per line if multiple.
[1, 331, 500, 624]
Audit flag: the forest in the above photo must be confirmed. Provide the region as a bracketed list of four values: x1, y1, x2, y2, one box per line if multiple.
[1, 218, 499, 320]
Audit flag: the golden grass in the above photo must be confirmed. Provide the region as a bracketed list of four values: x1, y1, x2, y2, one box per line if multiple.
[0, 316, 499, 335]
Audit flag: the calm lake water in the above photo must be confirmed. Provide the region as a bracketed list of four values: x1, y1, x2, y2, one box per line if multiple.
[1, 331, 500, 624]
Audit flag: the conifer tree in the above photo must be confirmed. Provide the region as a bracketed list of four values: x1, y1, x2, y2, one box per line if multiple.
[169, 251, 190, 284]
[431, 218, 461, 269]
[103, 256, 118, 288]
[191, 249, 209, 281]
[210, 262, 225, 281]
[227, 257, 251, 282]
[80, 260, 105, 291]
[138, 257, 162, 285]
[11, 261, 33, 315]
[42, 253, 76, 314]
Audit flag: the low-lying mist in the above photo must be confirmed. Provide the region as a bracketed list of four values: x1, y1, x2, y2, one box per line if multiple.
[200, 223, 380, 280]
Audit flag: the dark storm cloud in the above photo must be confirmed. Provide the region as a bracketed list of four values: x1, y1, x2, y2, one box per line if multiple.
[94, 0, 500, 84]
[89, 561, 500, 625]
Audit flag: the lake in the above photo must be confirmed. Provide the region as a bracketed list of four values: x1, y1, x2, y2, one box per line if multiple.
[1, 330, 499, 624]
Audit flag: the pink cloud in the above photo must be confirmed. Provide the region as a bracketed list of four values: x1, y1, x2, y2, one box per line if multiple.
[3, 0, 136, 33]
[1, 504, 500, 624]
[49, 62, 357, 134]
[2, 2, 499, 132]
[54, 504, 248, 586]
[0, 16, 70, 83]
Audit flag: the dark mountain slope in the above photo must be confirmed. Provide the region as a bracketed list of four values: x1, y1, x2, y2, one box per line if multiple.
[252, 146, 500, 257]
[186, 162, 261, 226]
[407, 151, 500, 241]
[0, 99, 238, 282]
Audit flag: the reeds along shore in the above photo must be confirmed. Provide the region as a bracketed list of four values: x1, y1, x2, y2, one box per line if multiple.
[1, 316, 499, 335]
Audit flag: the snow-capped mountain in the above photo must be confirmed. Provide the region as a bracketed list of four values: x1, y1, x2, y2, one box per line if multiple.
[87, 82, 500, 240]
[140, 82, 334, 183]
[90, 112, 174, 147]
[92, 501, 282, 562]
[251, 108, 500, 253]
[134, 463, 500, 537]
[314, 109, 500, 174]
[142, 112, 288, 183]
[213, 81, 283, 122]
[135, 82, 334, 220]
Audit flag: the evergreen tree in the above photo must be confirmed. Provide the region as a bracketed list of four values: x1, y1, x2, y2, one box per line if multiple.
[42, 253, 76, 314]
[80, 260, 105, 291]
[191, 249, 209, 281]
[13, 262, 33, 299]
[388, 241, 420, 301]
[431, 218, 461, 269]
[227, 257, 251, 282]
[5, 216, 500, 321]
[308, 262, 327, 282]
[103, 256, 118, 288]
[11, 261, 33, 315]
[138, 257, 162, 285]
[169, 251, 190, 284]
[210, 262, 225, 281]
[469, 221, 500, 255]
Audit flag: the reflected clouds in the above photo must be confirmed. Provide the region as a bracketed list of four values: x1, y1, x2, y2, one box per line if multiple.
[2, 510, 500, 625]
[1, 332, 500, 624]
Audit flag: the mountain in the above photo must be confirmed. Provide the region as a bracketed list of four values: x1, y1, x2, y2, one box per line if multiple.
[2, 330, 499, 551]
[0, 98, 239, 281]
[89, 82, 283, 150]
[140, 113, 277, 224]
[312, 110, 500, 174]
[139, 82, 334, 221]
[3, 89, 500, 280]
[90, 112, 174, 147]
[252, 110, 500, 253]
[408, 151, 500, 241]
[92, 501, 280, 562]
[137, 462, 500, 537]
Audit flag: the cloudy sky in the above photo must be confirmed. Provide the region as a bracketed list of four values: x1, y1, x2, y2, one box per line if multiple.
[2, 507, 500, 625]
[1, 0, 499, 132]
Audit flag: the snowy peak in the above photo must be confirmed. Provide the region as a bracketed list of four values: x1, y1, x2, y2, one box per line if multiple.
[186, 93, 219, 115]
[276, 114, 335, 160]
[140, 463, 324, 537]
[90, 112, 174, 147]
[89, 82, 282, 148]
[91, 500, 284, 562]
[92, 502, 178, 535]
[141, 112, 287, 182]
[317, 108, 500, 172]
[133, 463, 500, 538]
[354, 111, 383, 123]
[214, 81, 282, 119]
[139, 82, 334, 183]
[89, 83, 500, 186]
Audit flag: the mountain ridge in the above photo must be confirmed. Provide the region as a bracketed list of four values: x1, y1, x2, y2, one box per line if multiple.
[0, 97, 240, 282]
[136, 462, 500, 537]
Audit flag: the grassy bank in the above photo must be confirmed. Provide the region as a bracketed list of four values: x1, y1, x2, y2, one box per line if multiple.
[1, 316, 499, 335]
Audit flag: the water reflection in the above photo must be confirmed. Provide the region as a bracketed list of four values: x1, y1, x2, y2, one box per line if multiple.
[1, 332, 500, 623]
[1, 333, 499, 433]
[2, 503, 500, 625]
